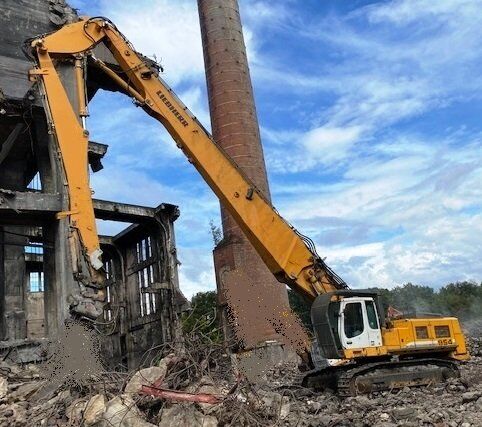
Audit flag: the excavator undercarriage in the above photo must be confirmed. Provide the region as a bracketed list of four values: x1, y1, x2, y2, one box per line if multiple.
[303, 358, 460, 396]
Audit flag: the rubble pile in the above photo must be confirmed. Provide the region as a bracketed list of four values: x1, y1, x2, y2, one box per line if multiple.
[0, 334, 481, 426]
[466, 337, 481, 357]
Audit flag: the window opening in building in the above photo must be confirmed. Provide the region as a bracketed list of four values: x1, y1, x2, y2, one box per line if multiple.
[25, 241, 44, 255]
[29, 271, 44, 293]
[27, 172, 42, 191]
[136, 236, 157, 317]
[104, 259, 115, 322]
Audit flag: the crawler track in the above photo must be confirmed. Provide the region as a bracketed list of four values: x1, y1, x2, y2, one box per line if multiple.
[302, 358, 460, 396]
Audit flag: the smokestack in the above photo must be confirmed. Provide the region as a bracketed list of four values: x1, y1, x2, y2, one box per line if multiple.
[197, 0, 290, 347]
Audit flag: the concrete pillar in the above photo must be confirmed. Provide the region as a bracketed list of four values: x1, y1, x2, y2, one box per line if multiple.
[34, 113, 75, 337]
[3, 228, 27, 340]
[197, 0, 290, 348]
[0, 145, 30, 340]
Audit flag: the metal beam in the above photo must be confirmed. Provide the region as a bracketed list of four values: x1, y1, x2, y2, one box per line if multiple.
[88, 141, 108, 172]
[93, 199, 157, 223]
[0, 123, 25, 166]
[0, 192, 167, 224]
[0, 190, 62, 213]
[88, 140, 108, 158]
[0, 190, 62, 225]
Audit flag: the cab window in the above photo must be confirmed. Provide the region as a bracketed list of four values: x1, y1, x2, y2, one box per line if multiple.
[365, 300, 379, 330]
[344, 302, 364, 338]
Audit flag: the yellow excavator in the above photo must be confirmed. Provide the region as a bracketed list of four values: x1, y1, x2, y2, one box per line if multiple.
[26, 17, 469, 395]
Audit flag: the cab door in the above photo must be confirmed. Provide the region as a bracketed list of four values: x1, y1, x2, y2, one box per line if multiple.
[339, 298, 382, 350]
[339, 300, 370, 349]
[365, 299, 382, 347]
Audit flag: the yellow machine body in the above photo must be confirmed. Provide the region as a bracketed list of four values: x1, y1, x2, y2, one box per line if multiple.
[343, 317, 469, 360]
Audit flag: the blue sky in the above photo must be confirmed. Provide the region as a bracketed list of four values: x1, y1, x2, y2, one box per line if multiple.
[69, 0, 482, 297]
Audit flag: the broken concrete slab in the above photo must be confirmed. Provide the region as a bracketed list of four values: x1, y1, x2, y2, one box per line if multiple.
[125, 366, 168, 395]
[0, 377, 7, 399]
[100, 394, 156, 427]
[158, 404, 218, 427]
[83, 394, 107, 426]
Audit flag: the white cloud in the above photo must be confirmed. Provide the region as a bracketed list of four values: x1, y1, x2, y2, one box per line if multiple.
[275, 130, 482, 289]
[254, 0, 482, 167]
[303, 126, 363, 164]
[364, 0, 478, 26]
[98, 0, 204, 86]
[178, 86, 211, 130]
[177, 247, 216, 298]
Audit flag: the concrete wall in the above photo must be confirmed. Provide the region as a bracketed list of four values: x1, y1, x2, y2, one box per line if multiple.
[99, 206, 185, 369]
[0, 0, 77, 101]
[0, 1, 187, 371]
[26, 292, 45, 339]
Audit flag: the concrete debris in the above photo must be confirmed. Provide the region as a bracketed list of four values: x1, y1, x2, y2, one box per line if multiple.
[391, 406, 416, 420]
[125, 366, 168, 394]
[158, 405, 218, 427]
[0, 377, 7, 399]
[461, 391, 481, 403]
[467, 334, 482, 357]
[100, 395, 156, 427]
[0, 334, 480, 426]
[157, 353, 182, 372]
[65, 397, 88, 423]
[8, 380, 44, 402]
[83, 394, 107, 425]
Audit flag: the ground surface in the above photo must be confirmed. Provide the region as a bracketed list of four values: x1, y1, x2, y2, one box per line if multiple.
[0, 334, 480, 426]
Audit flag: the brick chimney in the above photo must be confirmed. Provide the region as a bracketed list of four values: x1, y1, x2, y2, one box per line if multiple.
[197, 0, 290, 347]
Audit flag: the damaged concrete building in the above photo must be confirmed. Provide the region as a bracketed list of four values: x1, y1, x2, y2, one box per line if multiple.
[0, 0, 188, 368]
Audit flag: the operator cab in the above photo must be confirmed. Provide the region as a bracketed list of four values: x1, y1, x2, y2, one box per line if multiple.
[339, 297, 382, 350]
[311, 291, 385, 359]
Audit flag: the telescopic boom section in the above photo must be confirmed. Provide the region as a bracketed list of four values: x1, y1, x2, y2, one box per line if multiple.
[30, 18, 347, 300]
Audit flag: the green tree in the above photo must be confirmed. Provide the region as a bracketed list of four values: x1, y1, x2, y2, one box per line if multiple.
[436, 281, 482, 320]
[209, 220, 223, 246]
[287, 289, 312, 329]
[182, 291, 222, 342]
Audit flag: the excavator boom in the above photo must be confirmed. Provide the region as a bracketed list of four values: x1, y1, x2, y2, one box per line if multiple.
[28, 17, 346, 302]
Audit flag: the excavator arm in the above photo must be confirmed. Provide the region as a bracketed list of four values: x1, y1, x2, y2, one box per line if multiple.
[28, 17, 346, 305]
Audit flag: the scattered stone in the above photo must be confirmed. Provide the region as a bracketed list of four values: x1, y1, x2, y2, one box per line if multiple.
[462, 391, 481, 403]
[476, 396, 482, 410]
[100, 394, 156, 427]
[380, 413, 390, 421]
[392, 406, 416, 420]
[83, 394, 107, 426]
[190, 376, 220, 413]
[159, 404, 218, 427]
[308, 400, 322, 414]
[0, 331, 481, 427]
[65, 397, 88, 423]
[0, 377, 7, 399]
[3, 408, 13, 417]
[8, 380, 44, 401]
[124, 366, 168, 395]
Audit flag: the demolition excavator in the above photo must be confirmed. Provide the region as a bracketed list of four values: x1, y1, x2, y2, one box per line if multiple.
[26, 17, 469, 395]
